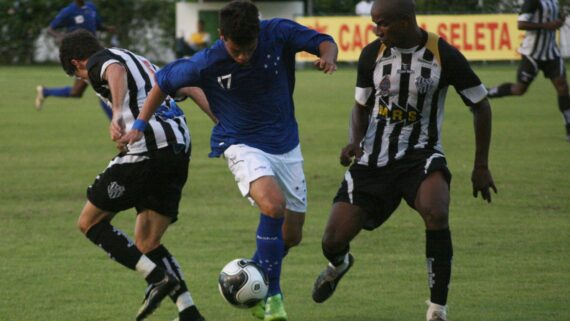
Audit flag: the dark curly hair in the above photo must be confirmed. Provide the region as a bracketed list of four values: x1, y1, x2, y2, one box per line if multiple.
[59, 29, 103, 76]
[219, 0, 260, 46]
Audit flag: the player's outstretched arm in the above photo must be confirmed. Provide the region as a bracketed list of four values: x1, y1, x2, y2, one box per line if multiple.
[177, 87, 218, 124]
[470, 98, 498, 202]
[120, 85, 167, 145]
[313, 41, 338, 74]
[104, 63, 128, 142]
[340, 103, 370, 166]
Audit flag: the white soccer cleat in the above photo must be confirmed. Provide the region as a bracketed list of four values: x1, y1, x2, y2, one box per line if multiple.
[35, 85, 45, 111]
[426, 300, 448, 321]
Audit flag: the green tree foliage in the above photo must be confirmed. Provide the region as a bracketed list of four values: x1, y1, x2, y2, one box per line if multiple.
[0, 0, 175, 64]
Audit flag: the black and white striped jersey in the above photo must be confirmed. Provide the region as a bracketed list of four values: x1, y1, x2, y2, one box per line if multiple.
[518, 0, 561, 60]
[87, 48, 190, 154]
[354, 30, 487, 168]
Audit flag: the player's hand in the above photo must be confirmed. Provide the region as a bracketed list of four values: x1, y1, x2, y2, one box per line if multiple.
[339, 143, 362, 167]
[109, 114, 125, 142]
[119, 129, 144, 145]
[116, 141, 128, 154]
[313, 57, 337, 74]
[471, 167, 498, 203]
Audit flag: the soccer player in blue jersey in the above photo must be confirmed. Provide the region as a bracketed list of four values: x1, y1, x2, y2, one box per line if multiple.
[121, 1, 338, 320]
[35, 0, 115, 119]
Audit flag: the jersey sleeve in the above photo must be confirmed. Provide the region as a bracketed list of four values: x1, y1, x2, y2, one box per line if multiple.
[518, 0, 539, 22]
[271, 18, 335, 56]
[355, 40, 381, 107]
[86, 50, 119, 96]
[155, 53, 204, 98]
[49, 7, 72, 29]
[439, 39, 487, 106]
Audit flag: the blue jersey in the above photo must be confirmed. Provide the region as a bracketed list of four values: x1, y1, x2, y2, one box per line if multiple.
[50, 1, 102, 34]
[156, 18, 335, 157]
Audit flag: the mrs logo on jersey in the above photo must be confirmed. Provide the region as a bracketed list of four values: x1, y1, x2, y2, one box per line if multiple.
[107, 181, 125, 199]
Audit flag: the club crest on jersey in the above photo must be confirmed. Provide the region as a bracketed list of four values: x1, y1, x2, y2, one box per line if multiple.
[379, 75, 391, 96]
[107, 181, 125, 199]
[377, 103, 420, 126]
[397, 63, 415, 75]
[74, 15, 85, 24]
[415, 76, 433, 94]
[217, 74, 232, 90]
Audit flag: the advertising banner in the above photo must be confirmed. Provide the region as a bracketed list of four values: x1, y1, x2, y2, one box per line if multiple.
[296, 14, 525, 62]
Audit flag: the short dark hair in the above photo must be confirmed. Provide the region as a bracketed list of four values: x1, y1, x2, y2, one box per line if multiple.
[59, 29, 104, 76]
[219, 0, 260, 46]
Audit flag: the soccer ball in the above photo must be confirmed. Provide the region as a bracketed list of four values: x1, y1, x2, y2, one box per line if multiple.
[218, 258, 269, 308]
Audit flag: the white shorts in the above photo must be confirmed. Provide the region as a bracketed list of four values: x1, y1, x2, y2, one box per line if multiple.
[223, 144, 307, 213]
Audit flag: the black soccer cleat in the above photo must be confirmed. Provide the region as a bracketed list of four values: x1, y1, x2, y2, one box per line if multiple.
[312, 253, 354, 303]
[136, 271, 181, 321]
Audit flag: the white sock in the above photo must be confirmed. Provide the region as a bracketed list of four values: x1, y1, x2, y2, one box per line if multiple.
[176, 292, 195, 312]
[135, 255, 157, 278]
[329, 253, 350, 273]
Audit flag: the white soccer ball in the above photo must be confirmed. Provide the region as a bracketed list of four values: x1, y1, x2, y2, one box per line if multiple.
[218, 258, 269, 308]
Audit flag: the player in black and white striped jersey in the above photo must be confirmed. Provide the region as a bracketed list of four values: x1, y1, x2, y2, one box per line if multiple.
[487, 0, 570, 142]
[59, 30, 212, 321]
[311, 1, 497, 321]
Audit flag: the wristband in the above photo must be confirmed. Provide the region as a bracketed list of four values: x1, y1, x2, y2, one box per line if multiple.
[132, 119, 147, 131]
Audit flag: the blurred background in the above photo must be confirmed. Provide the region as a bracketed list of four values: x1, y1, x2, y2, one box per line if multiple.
[3, 0, 570, 66]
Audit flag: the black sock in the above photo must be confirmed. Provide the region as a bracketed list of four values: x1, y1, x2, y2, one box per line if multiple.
[178, 305, 203, 321]
[487, 83, 513, 98]
[85, 220, 141, 270]
[557, 96, 570, 131]
[145, 266, 166, 284]
[146, 245, 189, 300]
[426, 229, 453, 306]
[322, 243, 350, 267]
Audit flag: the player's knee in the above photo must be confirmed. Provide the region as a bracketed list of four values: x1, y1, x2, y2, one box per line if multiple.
[77, 218, 89, 235]
[421, 206, 449, 229]
[135, 238, 160, 254]
[77, 215, 97, 235]
[259, 201, 286, 217]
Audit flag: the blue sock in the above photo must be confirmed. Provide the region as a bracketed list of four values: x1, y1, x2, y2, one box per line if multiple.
[43, 86, 72, 97]
[256, 213, 284, 297]
[99, 99, 113, 120]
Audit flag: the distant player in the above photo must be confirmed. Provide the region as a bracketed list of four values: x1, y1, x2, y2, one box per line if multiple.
[35, 0, 114, 119]
[487, 0, 570, 142]
[311, 1, 497, 321]
[59, 30, 210, 321]
[120, 1, 338, 320]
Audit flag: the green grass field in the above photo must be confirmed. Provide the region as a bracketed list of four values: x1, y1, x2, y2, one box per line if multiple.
[0, 64, 568, 321]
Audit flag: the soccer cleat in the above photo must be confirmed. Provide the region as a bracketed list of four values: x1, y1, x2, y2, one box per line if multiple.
[426, 300, 448, 321]
[35, 85, 45, 111]
[250, 300, 265, 320]
[136, 271, 181, 321]
[312, 253, 354, 303]
[264, 294, 287, 321]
